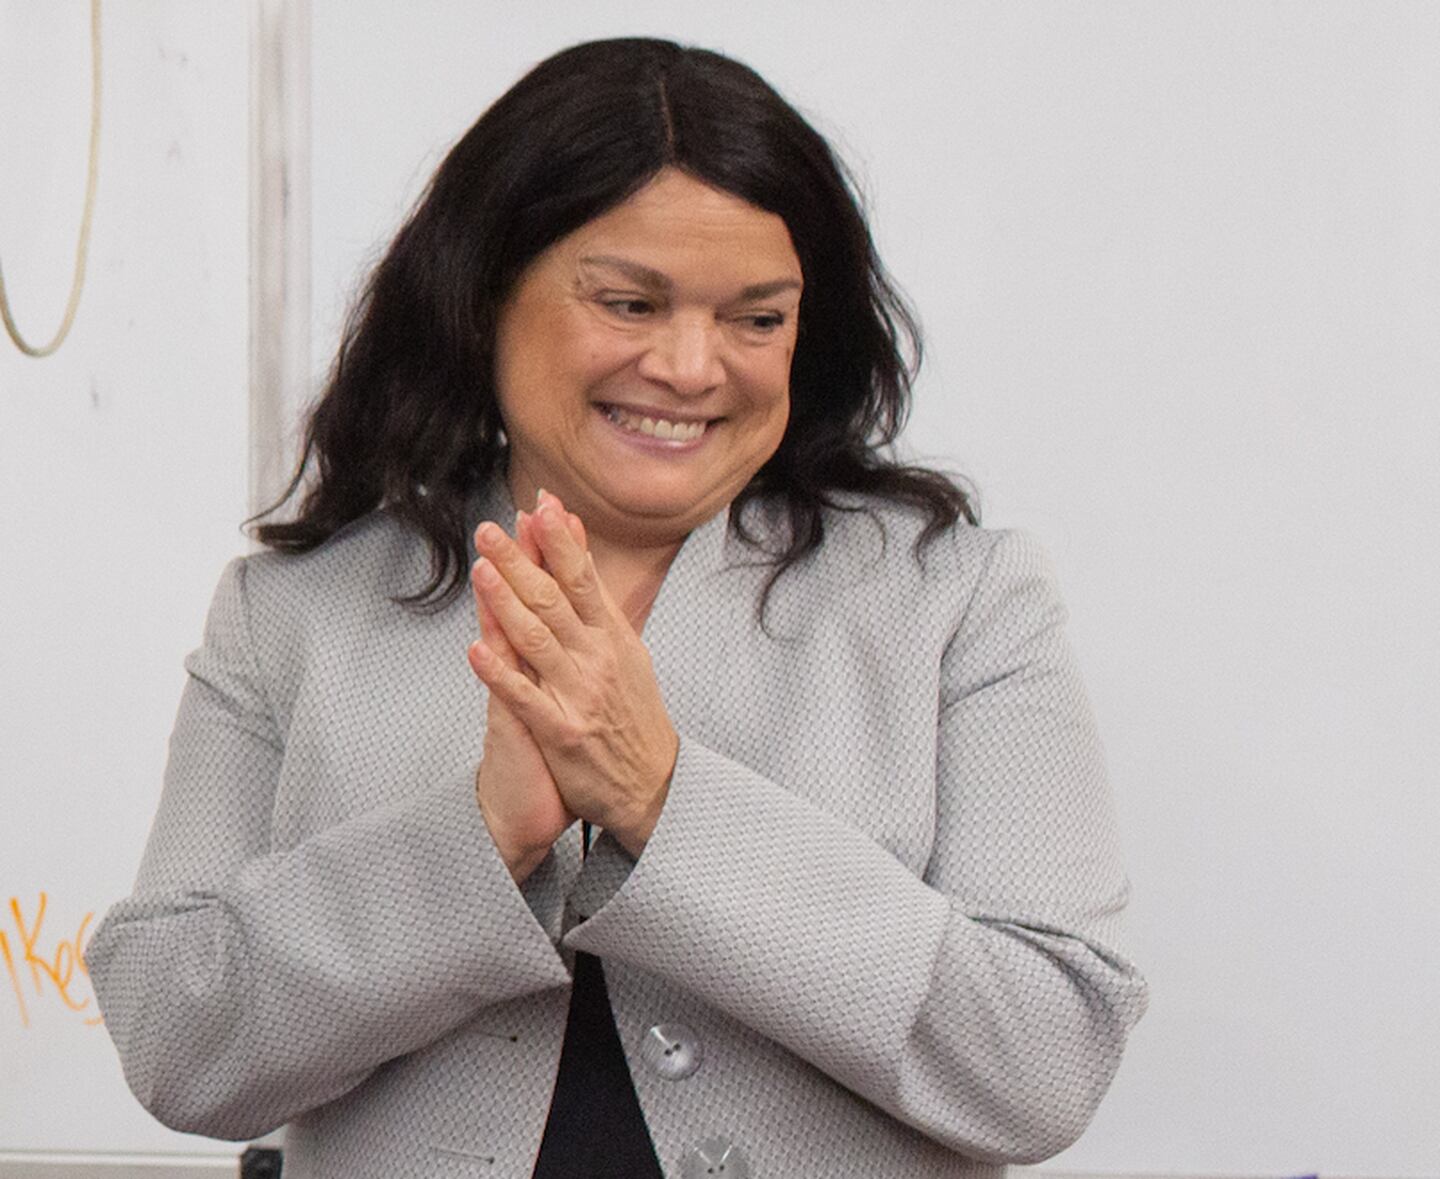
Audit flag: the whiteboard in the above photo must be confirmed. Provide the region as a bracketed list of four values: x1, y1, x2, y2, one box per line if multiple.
[308, 3, 1440, 1177]
[3, 0, 1437, 1172]
[0, 0, 249, 1158]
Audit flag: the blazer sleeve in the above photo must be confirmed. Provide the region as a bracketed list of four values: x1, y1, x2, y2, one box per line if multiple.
[564, 529, 1149, 1165]
[86, 556, 571, 1141]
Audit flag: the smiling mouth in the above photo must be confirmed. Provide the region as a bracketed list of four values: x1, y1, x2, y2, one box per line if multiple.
[599, 404, 714, 442]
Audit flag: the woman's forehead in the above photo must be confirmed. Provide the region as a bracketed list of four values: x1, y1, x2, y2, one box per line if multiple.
[554, 170, 802, 292]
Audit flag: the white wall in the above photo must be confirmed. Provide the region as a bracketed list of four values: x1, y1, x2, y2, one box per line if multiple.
[310, 3, 1439, 1176]
[3, 0, 1435, 1172]
[0, 0, 249, 1157]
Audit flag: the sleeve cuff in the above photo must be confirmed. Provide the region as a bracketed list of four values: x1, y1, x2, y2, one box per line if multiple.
[563, 737, 949, 1073]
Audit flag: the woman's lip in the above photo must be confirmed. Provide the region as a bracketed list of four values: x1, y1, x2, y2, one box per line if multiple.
[595, 401, 718, 425]
[593, 404, 713, 449]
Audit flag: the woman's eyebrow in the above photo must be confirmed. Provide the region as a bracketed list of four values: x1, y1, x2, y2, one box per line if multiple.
[734, 278, 803, 301]
[578, 254, 802, 301]
[579, 255, 672, 291]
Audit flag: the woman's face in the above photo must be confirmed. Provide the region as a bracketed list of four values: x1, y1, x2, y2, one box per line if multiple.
[493, 168, 803, 548]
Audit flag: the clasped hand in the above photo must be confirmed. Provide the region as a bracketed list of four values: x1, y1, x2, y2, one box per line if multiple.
[467, 491, 678, 879]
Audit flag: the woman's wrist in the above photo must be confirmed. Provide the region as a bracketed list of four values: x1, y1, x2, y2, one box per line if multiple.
[475, 792, 552, 885]
[491, 825, 550, 885]
[501, 844, 549, 885]
[608, 749, 677, 859]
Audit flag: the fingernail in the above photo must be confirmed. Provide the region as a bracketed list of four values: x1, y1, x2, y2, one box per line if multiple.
[477, 521, 503, 545]
[536, 487, 549, 508]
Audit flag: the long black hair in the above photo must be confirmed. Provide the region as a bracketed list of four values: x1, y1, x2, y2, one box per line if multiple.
[253, 38, 978, 614]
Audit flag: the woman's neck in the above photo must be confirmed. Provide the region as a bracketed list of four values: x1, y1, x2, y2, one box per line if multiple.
[585, 532, 684, 633]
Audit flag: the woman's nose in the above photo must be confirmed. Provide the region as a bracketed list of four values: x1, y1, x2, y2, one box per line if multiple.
[636, 315, 725, 395]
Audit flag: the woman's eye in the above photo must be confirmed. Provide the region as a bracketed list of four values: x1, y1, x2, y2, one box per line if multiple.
[742, 313, 785, 333]
[602, 298, 654, 318]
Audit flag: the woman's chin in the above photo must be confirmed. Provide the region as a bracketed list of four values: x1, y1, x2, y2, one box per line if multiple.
[580, 485, 726, 536]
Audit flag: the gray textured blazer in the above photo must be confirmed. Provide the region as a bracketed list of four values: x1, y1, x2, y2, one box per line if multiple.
[89, 482, 1148, 1178]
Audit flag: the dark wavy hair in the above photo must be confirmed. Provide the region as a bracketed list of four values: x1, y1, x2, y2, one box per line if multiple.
[253, 37, 978, 615]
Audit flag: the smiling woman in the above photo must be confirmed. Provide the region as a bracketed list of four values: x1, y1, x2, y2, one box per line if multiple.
[85, 36, 1147, 1179]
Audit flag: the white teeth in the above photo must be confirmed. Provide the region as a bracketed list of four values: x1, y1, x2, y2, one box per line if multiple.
[605, 406, 707, 442]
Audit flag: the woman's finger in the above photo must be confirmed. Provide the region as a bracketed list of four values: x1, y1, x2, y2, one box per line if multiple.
[532, 493, 609, 627]
[471, 557, 524, 678]
[472, 576, 543, 685]
[565, 509, 587, 551]
[519, 506, 588, 568]
[474, 520, 589, 646]
[472, 555, 583, 687]
[467, 637, 564, 732]
[515, 510, 542, 567]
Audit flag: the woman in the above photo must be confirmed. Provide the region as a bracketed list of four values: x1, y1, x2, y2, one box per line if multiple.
[89, 38, 1147, 1178]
